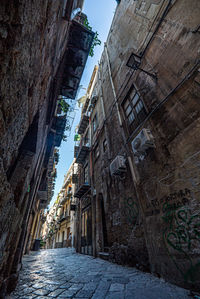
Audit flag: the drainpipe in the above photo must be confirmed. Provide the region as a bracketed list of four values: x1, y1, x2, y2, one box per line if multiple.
[104, 43, 122, 127]
[98, 62, 112, 160]
[104, 43, 140, 185]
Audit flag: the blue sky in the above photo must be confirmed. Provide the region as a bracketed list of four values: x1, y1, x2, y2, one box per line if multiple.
[50, 0, 117, 207]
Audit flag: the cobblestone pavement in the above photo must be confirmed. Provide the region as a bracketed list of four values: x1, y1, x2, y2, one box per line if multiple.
[10, 248, 192, 299]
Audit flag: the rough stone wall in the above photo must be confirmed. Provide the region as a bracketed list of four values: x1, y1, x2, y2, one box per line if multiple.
[135, 76, 200, 290]
[90, 0, 200, 291]
[0, 0, 71, 296]
[0, 0, 70, 170]
[90, 69, 149, 270]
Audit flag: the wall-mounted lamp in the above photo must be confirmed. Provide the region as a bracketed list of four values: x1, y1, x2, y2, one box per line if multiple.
[127, 53, 157, 80]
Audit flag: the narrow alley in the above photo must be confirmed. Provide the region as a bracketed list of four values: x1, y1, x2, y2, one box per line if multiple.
[1, 0, 200, 297]
[11, 248, 191, 299]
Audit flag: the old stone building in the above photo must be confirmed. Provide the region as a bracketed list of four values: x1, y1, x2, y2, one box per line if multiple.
[74, 66, 98, 255]
[55, 162, 77, 249]
[0, 0, 94, 296]
[74, 0, 200, 292]
[42, 161, 78, 249]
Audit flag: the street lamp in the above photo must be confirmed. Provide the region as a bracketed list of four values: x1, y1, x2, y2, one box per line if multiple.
[127, 53, 157, 80]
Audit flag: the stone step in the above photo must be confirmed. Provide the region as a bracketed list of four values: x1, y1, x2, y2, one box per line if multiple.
[103, 247, 110, 253]
[98, 252, 109, 260]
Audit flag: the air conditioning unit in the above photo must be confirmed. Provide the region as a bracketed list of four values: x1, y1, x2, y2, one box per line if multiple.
[110, 156, 126, 176]
[131, 128, 155, 155]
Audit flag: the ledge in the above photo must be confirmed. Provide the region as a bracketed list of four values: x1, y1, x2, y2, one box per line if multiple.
[76, 145, 90, 164]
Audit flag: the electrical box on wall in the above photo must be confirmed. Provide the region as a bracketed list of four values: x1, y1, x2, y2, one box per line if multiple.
[131, 128, 155, 155]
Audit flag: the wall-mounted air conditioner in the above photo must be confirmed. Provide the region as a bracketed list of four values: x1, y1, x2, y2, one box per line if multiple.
[131, 128, 155, 155]
[110, 156, 126, 176]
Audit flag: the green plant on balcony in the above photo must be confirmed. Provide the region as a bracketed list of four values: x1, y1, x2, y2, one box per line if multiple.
[83, 17, 101, 57]
[59, 98, 70, 114]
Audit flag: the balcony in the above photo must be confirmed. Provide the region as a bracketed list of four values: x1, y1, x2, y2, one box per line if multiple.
[74, 182, 90, 198]
[37, 190, 48, 201]
[70, 204, 76, 211]
[78, 114, 89, 135]
[72, 174, 78, 183]
[59, 213, 71, 223]
[70, 199, 77, 211]
[59, 14, 95, 99]
[52, 115, 67, 147]
[76, 143, 90, 164]
[38, 190, 48, 209]
[60, 195, 69, 205]
[39, 200, 48, 210]
[74, 146, 79, 158]
[52, 115, 66, 133]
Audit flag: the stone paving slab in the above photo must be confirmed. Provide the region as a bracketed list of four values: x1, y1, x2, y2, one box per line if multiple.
[9, 248, 192, 299]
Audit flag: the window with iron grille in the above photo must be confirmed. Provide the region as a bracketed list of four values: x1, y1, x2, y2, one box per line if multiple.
[122, 86, 147, 133]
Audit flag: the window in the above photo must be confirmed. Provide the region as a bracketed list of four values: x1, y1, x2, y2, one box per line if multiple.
[122, 87, 147, 133]
[103, 139, 107, 152]
[92, 113, 98, 133]
[84, 164, 89, 184]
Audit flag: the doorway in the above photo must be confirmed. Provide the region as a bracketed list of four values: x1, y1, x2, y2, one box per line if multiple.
[81, 206, 92, 255]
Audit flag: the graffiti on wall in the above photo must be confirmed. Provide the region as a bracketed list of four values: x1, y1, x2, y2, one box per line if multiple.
[123, 197, 139, 225]
[144, 188, 192, 217]
[163, 204, 200, 283]
[143, 151, 200, 283]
